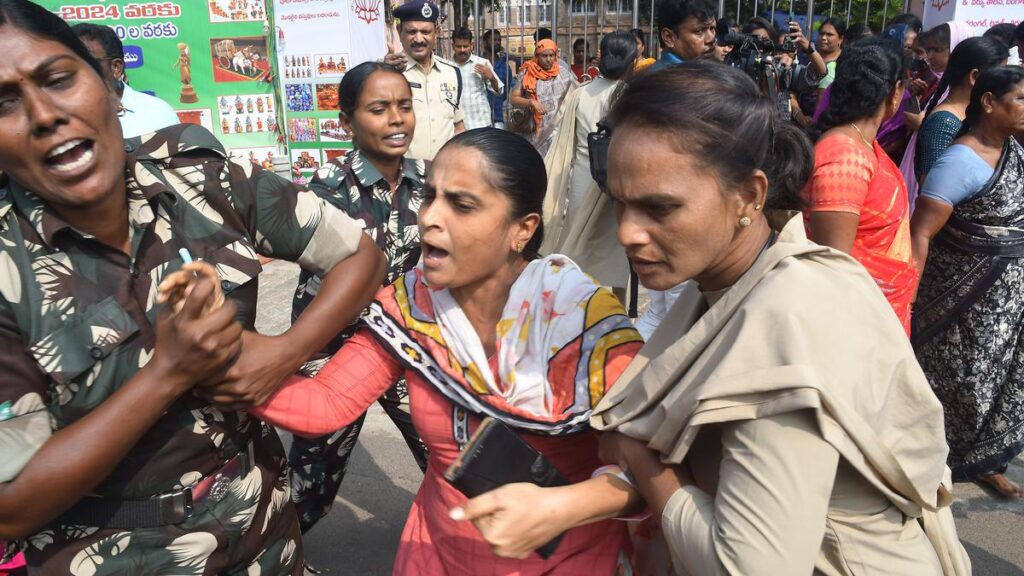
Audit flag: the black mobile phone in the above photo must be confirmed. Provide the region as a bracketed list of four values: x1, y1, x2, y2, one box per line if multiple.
[906, 94, 921, 115]
[444, 418, 568, 559]
[911, 60, 935, 83]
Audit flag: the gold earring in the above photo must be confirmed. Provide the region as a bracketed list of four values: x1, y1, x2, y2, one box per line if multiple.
[515, 241, 524, 253]
[739, 216, 752, 227]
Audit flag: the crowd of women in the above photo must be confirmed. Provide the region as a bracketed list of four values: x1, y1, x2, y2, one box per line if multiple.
[0, 0, 1022, 573]
[512, 5, 1024, 504]
[796, 18, 1024, 501]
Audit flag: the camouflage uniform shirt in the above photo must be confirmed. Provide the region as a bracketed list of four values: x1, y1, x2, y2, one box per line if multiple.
[292, 149, 425, 352]
[0, 124, 364, 573]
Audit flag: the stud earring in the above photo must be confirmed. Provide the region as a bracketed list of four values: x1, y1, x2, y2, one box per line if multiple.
[739, 216, 752, 227]
[515, 241, 524, 253]
[754, 204, 762, 210]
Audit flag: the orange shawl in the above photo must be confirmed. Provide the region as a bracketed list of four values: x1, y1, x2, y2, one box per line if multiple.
[521, 39, 560, 130]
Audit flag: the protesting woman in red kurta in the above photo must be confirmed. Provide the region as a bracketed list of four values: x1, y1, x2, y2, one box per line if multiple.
[253, 129, 645, 574]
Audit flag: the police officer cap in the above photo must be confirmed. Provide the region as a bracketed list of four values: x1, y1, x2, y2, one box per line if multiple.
[394, 0, 439, 23]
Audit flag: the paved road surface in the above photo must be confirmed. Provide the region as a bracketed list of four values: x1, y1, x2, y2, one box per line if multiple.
[257, 261, 1024, 575]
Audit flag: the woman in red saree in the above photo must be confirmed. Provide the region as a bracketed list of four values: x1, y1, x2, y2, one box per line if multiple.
[806, 39, 918, 334]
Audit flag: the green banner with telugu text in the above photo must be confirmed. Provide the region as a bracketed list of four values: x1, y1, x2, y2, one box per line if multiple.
[42, 0, 283, 170]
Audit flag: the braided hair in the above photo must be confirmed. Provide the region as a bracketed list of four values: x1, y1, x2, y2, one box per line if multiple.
[817, 38, 903, 133]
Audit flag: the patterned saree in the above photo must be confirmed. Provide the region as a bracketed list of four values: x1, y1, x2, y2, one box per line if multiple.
[912, 139, 1024, 480]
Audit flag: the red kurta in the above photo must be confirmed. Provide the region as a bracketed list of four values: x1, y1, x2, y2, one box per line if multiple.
[254, 330, 632, 574]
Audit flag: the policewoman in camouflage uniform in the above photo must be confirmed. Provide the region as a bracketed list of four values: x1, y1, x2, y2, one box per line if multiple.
[0, 2, 384, 573]
[289, 62, 429, 534]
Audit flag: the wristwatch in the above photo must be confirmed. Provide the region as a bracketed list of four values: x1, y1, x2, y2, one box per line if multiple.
[804, 42, 816, 54]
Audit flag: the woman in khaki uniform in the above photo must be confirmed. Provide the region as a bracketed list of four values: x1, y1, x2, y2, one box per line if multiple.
[591, 63, 971, 575]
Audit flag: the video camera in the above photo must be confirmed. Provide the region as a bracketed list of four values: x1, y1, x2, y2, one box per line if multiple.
[718, 28, 797, 101]
[719, 30, 796, 55]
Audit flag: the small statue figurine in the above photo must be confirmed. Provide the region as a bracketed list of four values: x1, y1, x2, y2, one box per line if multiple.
[172, 42, 198, 103]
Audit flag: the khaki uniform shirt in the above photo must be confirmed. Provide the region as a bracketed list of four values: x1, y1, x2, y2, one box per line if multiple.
[405, 54, 464, 161]
[593, 213, 969, 576]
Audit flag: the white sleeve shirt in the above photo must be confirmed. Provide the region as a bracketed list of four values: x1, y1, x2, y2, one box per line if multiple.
[119, 83, 181, 138]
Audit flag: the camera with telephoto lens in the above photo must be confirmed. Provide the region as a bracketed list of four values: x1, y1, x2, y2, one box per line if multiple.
[717, 30, 794, 101]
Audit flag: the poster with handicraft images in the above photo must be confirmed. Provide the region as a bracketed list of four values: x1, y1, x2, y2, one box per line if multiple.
[44, 1, 280, 171]
[272, 0, 387, 183]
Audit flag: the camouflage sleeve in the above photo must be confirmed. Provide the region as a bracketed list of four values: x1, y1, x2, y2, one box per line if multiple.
[0, 311, 52, 484]
[307, 163, 354, 214]
[227, 158, 364, 277]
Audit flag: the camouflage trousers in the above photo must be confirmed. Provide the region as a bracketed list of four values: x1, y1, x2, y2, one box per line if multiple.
[25, 432, 303, 576]
[288, 378, 428, 533]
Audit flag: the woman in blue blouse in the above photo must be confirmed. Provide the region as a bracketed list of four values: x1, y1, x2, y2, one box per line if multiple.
[910, 66, 1024, 498]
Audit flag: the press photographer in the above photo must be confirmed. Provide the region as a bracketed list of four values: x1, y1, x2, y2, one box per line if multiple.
[719, 18, 826, 125]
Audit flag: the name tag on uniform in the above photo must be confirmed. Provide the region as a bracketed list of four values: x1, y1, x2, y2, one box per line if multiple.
[408, 82, 422, 89]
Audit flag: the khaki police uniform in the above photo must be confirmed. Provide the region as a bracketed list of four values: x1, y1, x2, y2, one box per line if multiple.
[404, 54, 464, 161]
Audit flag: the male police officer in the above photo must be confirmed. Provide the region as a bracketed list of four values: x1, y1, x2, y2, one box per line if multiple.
[385, 0, 465, 160]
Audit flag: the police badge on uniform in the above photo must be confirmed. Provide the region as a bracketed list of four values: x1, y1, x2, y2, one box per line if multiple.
[441, 82, 456, 108]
